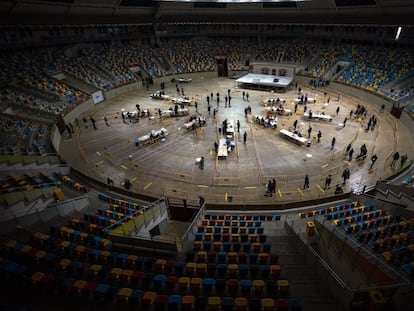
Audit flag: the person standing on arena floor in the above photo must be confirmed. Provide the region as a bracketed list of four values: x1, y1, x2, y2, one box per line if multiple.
[243, 131, 247, 144]
[346, 143, 352, 154]
[400, 154, 408, 168]
[324, 175, 332, 190]
[265, 180, 273, 197]
[370, 154, 378, 169]
[307, 125, 312, 138]
[303, 174, 310, 190]
[293, 120, 298, 130]
[331, 137, 336, 150]
[336, 106, 340, 116]
[348, 148, 354, 161]
[342, 168, 350, 184]
[246, 92, 249, 102]
[272, 178, 277, 193]
[237, 120, 240, 133]
[90, 117, 97, 130]
[391, 151, 400, 166]
[199, 157, 204, 170]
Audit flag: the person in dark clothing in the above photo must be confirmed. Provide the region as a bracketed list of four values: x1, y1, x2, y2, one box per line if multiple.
[293, 119, 298, 130]
[243, 131, 247, 144]
[265, 180, 273, 197]
[342, 168, 350, 184]
[317, 130, 322, 143]
[324, 175, 332, 190]
[370, 154, 378, 169]
[348, 148, 354, 161]
[346, 143, 352, 154]
[124, 179, 131, 190]
[90, 117, 97, 129]
[335, 184, 344, 195]
[400, 154, 408, 168]
[303, 174, 310, 190]
[331, 137, 336, 150]
[272, 178, 277, 193]
[237, 120, 240, 133]
[199, 157, 204, 170]
[391, 151, 400, 166]
[214, 141, 219, 154]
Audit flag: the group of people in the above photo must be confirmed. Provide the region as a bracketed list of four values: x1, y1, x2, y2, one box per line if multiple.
[391, 151, 408, 168]
[265, 179, 277, 197]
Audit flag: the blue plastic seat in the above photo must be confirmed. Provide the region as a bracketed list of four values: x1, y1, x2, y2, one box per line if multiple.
[168, 294, 182, 311]
[240, 279, 252, 294]
[222, 297, 234, 311]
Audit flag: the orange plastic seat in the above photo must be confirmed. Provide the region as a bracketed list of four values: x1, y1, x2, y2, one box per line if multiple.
[235, 297, 248, 311]
[182, 295, 195, 311]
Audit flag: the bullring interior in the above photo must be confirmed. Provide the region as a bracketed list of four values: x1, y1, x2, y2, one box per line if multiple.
[0, 1, 414, 310]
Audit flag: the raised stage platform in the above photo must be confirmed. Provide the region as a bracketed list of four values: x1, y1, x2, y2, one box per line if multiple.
[235, 73, 293, 92]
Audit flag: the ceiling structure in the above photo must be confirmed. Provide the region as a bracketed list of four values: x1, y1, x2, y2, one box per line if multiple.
[0, 0, 413, 25]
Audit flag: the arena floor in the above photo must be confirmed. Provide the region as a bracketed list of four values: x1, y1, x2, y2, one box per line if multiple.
[59, 74, 414, 206]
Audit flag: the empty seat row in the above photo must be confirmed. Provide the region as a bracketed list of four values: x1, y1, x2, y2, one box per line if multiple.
[201, 219, 263, 228]
[194, 241, 271, 253]
[195, 232, 267, 243]
[195, 251, 279, 265]
[198, 225, 264, 234]
[204, 214, 279, 221]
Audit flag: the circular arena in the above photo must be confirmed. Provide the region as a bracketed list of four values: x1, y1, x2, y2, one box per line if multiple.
[1, 2, 414, 311]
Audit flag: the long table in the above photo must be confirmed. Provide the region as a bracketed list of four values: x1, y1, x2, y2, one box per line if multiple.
[161, 108, 189, 117]
[255, 115, 278, 128]
[137, 128, 168, 144]
[304, 111, 332, 122]
[172, 97, 192, 105]
[262, 98, 286, 106]
[226, 120, 235, 137]
[264, 106, 292, 116]
[279, 129, 308, 145]
[218, 139, 228, 159]
[184, 117, 206, 129]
